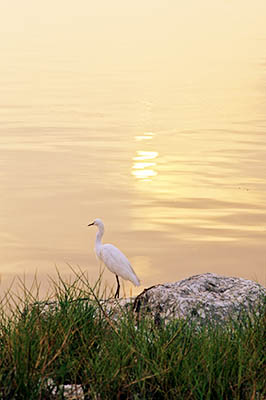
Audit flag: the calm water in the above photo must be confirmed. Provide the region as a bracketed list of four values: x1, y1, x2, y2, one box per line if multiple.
[1, 1, 266, 295]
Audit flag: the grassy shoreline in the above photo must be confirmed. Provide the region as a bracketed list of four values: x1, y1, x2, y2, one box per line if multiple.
[0, 272, 265, 399]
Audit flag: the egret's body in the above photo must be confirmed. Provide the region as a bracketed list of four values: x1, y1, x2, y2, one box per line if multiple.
[88, 219, 140, 298]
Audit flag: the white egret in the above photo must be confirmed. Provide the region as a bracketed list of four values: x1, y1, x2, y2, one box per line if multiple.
[88, 218, 140, 298]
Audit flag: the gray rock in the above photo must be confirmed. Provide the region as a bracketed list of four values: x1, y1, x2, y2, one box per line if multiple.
[131, 273, 266, 326]
[29, 273, 265, 327]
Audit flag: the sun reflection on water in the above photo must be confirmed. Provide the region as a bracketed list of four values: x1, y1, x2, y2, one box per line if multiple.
[131, 151, 158, 180]
[134, 132, 154, 141]
[133, 150, 158, 161]
[132, 133, 158, 181]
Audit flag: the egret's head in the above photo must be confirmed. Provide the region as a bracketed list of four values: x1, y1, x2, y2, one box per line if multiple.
[88, 218, 103, 228]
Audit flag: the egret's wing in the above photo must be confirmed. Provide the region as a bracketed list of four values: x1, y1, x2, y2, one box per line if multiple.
[100, 244, 140, 286]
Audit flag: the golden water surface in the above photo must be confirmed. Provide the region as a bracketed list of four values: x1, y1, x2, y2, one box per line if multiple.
[1, 1, 266, 295]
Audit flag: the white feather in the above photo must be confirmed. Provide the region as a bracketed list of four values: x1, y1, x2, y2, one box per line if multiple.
[99, 244, 140, 286]
[88, 218, 140, 292]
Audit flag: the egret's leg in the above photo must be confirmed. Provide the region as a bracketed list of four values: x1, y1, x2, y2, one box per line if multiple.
[115, 275, 120, 298]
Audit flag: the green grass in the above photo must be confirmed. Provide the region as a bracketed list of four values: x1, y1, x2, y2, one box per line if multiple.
[0, 270, 265, 399]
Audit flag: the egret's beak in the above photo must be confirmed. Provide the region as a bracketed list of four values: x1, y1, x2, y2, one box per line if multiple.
[88, 222, 94, 226]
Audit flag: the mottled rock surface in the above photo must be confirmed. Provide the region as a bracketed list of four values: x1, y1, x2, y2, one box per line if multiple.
[131, 273, 266, 325]
[31, 273, 265, 326]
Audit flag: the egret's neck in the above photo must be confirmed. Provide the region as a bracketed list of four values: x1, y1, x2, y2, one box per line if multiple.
[95, 225, 104, 253]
